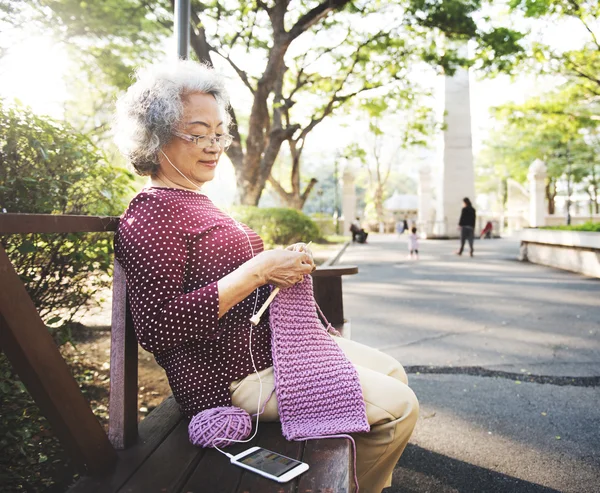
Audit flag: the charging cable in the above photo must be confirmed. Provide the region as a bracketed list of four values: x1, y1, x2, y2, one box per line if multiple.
[213, 220, 264, 459]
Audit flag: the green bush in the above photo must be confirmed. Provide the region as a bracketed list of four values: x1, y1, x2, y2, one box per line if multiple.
[0, 353, 70, 492]
[542, 222, 600, 232]
[230, 206, 321, 247]
[0, 352, 109, 492]
[0, 99, 135, 332]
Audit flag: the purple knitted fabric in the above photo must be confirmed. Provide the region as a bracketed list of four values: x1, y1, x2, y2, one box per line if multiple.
[269, 275, 370, 440]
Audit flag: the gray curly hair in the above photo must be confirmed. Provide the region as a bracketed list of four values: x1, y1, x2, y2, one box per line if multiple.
[114, 60, 230, 176]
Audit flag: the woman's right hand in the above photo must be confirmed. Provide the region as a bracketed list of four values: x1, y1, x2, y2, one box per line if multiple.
[251, 249, 314, 289]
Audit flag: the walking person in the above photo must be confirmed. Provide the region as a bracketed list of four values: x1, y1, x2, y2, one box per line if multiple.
[456, 197, 476, 257]
[408, 226, 419, 260]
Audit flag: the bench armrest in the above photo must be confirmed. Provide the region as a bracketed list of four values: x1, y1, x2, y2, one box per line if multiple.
[311, 265, 358, 277]
[311, 265, 358, 328]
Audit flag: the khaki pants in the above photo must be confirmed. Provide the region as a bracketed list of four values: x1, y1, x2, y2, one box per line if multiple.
[229, 336, 419, 493]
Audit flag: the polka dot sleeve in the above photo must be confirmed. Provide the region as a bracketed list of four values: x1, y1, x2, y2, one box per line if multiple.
[116, 193, 221, 353]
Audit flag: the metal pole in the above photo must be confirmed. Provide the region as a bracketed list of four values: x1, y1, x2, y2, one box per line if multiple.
[174, 0, 191, 59]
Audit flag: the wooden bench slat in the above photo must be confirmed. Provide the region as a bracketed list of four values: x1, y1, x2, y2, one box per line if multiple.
[312, 265, 357, 328]
[178, 443, 245, 493]
[68, 396, 182, 493]
[313, 275, 345, 326]
[0, 213, 119, 233]
[118, 420, 204, 493]
[234, 423, 304, 493]
[108, 260, 139, 450]
[179, 422, 301, 493]
[297, 437, 354, 493]
[311, 265, 358, 277]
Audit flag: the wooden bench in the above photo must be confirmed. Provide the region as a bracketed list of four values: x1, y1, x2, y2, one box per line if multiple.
[0, 213, 358, 493]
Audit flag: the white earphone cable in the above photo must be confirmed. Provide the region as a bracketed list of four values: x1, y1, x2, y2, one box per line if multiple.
[212, 222, 264, 458]
[161, 151, 266, 459]
[160, 150, 204, 191]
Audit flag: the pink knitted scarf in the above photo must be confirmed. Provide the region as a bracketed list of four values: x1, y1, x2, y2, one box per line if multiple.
[188, 275, 369, 490]
[268, 275, 370, 440]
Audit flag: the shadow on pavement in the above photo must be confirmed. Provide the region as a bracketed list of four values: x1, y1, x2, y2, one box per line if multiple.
[387, 444, 562, 493]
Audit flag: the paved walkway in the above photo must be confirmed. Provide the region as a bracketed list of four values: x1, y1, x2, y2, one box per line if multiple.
[338, 235, 600, 493]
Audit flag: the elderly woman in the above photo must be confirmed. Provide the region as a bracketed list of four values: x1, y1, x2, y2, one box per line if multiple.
[113, 60, 418, 493]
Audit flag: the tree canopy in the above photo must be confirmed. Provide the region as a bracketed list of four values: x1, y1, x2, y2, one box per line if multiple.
[509, 0, 600, 96]
[479, 85, 600, 214]
[8, 0, 528, 206]
[477, 0, 600, 215]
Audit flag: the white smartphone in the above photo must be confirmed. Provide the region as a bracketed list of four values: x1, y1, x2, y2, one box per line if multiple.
[230, 446, 309, 483]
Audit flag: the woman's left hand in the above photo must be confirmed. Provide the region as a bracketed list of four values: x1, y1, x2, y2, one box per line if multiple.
[286, 242, 316, 272]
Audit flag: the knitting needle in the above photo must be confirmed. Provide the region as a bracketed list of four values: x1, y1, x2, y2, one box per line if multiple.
[249, 242, 312, 326]
[250, 287, 279, 326]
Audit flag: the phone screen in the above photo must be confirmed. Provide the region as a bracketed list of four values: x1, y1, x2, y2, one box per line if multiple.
[239, 448, 302, 477]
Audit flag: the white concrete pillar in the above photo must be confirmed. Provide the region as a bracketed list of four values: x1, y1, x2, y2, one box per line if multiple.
[528, 159, 547, 227]
[342, 169, 356, 237]
[418, 165, 434, 237]
[437, 46, 475, 238]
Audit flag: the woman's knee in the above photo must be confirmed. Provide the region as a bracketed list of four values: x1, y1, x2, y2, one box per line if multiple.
[401, 386, 419, 425]
[335, 337, 409, 384]
[368, 350, 409, 385]
[360, 367, 419, 426]
[387, 383, 419, 425]
[388, 358, 409, 385]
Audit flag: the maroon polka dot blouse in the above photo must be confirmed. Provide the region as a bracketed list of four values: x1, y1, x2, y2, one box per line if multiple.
[114, 187, 273, 418]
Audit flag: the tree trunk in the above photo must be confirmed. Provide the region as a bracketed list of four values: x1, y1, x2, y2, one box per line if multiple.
[269, 174, 318, 210]
[190, 15, 292, 205]
[189, 0, 353, 205]
[591, 185, 599, 214]
[234, 172, 264, 206]
[374, 184, 385, 225]
[501, 178, 508, 207]
[236, 34, 291, 205]
[545, 180, 556, 215]
[586, 165, 599, 215]
[278, 195, 307, 210]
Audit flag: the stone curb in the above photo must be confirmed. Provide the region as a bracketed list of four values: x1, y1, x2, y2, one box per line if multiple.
[321, 240, 351, 267]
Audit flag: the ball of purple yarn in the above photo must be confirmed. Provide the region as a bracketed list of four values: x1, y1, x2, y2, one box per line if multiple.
[188, 406, 252, 448]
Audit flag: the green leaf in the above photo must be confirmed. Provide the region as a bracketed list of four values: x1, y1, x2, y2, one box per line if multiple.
[16, 240, 36, 254]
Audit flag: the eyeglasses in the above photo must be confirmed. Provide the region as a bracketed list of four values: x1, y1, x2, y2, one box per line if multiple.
[173, 131, 234, 150]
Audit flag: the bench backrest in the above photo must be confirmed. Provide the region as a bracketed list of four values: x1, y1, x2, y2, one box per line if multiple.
[0, 214, 120, 474]
[0, 213, 356, 476]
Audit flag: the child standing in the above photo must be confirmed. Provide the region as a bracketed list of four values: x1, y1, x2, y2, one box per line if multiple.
[408, 226, 419, 260]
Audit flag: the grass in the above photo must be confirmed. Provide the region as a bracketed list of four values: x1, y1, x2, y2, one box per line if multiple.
[315, 235, 349, 245]
[542, 221, 600, 232]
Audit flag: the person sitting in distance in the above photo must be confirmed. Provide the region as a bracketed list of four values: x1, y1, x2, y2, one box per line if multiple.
[350, 217, 368, 243]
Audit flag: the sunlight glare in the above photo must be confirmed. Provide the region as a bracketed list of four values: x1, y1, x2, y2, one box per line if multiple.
[0, 35, 70, 118]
